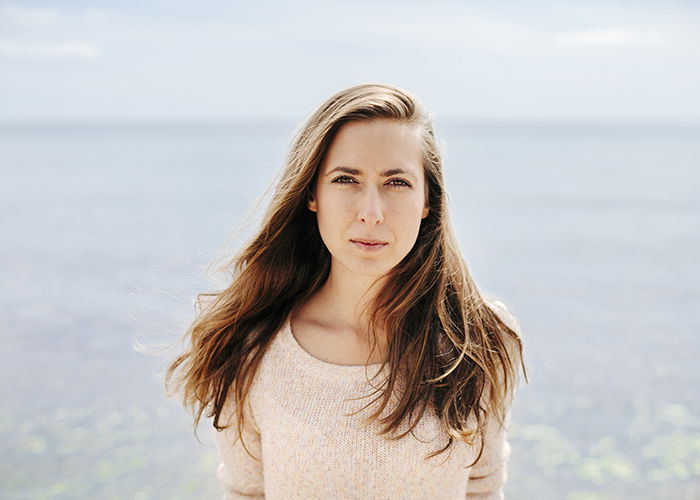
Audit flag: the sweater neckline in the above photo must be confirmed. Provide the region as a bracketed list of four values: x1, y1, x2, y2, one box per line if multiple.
[278, 316, 389, 384]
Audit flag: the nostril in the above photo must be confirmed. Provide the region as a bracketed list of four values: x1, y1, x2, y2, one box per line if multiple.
[360, 215, 383, 225]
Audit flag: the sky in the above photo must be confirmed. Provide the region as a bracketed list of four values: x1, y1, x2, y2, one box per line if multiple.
[1, 0, 699, 122]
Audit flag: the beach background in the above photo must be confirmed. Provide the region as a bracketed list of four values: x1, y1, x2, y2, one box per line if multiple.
[1, 2, 699, 499]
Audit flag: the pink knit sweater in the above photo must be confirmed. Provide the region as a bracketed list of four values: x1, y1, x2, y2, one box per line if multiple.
[214, 313, 516, 499]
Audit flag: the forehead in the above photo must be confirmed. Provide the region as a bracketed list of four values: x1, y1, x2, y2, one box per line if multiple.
[321, 120, 424, 176]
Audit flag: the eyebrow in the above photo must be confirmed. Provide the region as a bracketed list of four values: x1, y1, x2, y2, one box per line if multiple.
[325, 166, 418, 181]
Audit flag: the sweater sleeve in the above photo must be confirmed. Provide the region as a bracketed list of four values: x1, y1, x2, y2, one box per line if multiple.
[465, 408, 512, 499]
[467, 298, 521, 499]
[213, 396, 265, 499]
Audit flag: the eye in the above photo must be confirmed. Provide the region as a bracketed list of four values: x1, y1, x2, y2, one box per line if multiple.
[387, 178, 412, 188]
[330, 175, 356, 184]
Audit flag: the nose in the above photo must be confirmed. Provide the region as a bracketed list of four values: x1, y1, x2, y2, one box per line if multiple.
[357, 187, 384, 225]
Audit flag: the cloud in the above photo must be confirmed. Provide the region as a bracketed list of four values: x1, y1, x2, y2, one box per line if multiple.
[0, 41, 101, 58]
[0, 4, 100, 58]
[554, 29, 664, 48]
[0, 3, 60, 28]
[0, 1, 697, 121]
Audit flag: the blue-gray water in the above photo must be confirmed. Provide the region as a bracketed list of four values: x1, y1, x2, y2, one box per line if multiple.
[1, 121, 698, 499]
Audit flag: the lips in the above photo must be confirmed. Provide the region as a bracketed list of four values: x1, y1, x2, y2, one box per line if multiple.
[350, 239, 388, 246]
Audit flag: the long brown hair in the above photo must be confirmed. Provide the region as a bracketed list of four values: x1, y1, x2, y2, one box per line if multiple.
[165, 83, 527, 466]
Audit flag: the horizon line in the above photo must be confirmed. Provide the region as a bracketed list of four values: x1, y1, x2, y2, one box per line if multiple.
[1, 115, 700, 127]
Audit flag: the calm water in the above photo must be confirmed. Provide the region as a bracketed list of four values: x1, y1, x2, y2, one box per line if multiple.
[1, 120, 698, 499]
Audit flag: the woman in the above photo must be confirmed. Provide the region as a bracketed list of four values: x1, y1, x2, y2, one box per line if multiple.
[166, 83, 527, 499]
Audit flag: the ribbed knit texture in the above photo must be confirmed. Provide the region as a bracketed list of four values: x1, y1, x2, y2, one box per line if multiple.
[214, 314, 514, 499]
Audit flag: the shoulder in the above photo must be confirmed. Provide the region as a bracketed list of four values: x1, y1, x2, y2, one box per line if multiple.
[484, 298, 521, 337]
[483, 297, 524, 380]
[195, 292, 218, 314]
[485, 299, 525, 402]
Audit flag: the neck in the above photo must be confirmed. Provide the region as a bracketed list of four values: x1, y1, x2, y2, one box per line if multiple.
[313, 262, 388, 339]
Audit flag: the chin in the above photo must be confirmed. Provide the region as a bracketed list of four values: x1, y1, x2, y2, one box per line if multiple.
[344, 258, 398, 279]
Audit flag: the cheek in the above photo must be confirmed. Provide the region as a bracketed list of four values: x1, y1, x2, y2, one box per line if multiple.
[392, 196, 427, 225]
[314, 198, 348, 242]
[316, 192, 352, 221]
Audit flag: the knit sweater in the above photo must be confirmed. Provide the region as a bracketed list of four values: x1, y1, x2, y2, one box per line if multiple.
[214, 312, 516, 500]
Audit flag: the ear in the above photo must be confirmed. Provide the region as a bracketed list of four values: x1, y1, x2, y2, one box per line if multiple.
[307, 193, 317, 212]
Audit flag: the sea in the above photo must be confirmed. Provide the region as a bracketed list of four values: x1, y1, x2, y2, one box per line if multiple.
[1, 120, 698, 499]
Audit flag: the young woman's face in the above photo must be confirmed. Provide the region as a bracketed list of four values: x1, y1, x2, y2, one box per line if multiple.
[308, 119, 429, 279]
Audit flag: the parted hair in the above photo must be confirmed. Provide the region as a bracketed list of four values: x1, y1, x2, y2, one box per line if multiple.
[165, 83, 527, 465]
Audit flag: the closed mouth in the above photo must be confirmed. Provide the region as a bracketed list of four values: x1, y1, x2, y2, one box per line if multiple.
[350, 239, 388, 246]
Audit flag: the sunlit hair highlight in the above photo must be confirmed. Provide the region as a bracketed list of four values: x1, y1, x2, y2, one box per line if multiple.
[165, 83, 527, 465]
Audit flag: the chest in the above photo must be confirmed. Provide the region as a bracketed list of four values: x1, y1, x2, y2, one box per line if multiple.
[255, 373, 473, 499]
[291, 321, 388, 366]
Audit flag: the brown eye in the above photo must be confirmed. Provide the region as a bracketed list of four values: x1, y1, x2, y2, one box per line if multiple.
[388, 178, 411, 188]
[331, 175, 356, 184]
